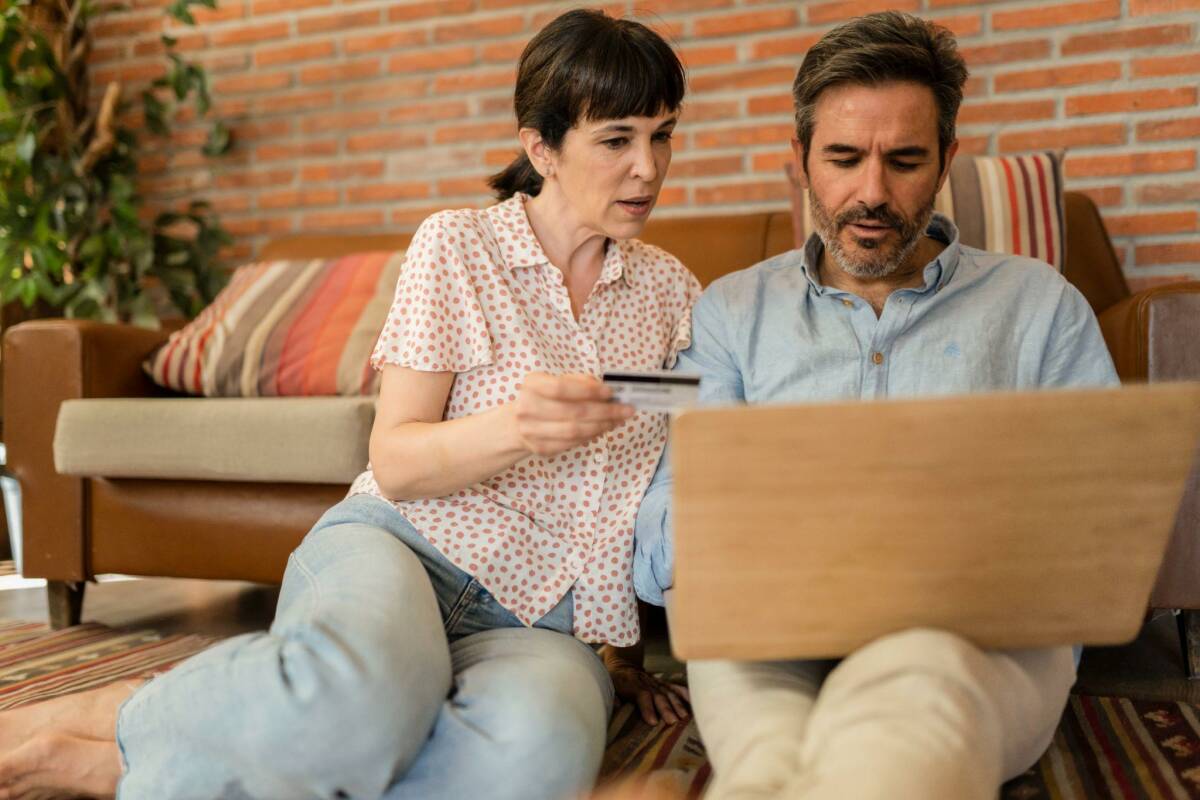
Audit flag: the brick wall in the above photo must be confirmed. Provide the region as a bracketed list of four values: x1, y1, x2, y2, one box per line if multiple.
[92, 0, 1200, 289]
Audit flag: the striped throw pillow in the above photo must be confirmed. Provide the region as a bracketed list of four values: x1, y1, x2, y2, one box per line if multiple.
[788, 151, 1065, 271]
[144, 251, 404, 396]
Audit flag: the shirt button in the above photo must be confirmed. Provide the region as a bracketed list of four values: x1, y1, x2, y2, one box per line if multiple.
[841, 298, 853, 308]
[872, 352, 884, 365]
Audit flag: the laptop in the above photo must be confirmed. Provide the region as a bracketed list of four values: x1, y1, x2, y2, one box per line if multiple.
[667, 383, 1200, 661]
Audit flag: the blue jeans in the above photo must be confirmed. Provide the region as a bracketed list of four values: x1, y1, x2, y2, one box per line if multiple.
[115, 494, 614, 800]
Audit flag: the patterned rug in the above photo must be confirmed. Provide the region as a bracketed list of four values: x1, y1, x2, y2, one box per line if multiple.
[3, 620, 1200, 799]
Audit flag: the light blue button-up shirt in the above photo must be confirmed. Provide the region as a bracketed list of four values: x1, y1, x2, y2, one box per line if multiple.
[633, 213, 1120, 606]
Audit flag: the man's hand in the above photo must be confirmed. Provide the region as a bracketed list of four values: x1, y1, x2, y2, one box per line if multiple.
[509, 372, 635, 458]
[603, 647, 691, 726]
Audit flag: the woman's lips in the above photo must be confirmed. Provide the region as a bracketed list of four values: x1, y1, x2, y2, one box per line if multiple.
[617, 197, 653, 217]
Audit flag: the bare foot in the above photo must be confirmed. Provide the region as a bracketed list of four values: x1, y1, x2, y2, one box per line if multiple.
[0, 731, 121, 799]
[0, 680, 141, 754]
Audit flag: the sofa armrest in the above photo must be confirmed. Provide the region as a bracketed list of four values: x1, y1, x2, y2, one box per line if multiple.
[1098, 282, 1200, 383]
[2, 320, 173, 580]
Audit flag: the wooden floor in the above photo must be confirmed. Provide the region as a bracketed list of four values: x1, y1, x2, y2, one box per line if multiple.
[0, 575, 1194, 700]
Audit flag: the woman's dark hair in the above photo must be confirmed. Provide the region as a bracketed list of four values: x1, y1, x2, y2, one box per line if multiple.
[489, 9, 686, 200]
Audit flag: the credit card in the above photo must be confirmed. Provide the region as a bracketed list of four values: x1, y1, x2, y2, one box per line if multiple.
[602, 370, 701, 414]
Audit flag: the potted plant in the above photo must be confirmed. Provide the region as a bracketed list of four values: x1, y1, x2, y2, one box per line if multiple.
[0, 0, 232, 327]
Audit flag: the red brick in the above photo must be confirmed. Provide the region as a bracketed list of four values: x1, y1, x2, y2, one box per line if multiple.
[1062, 24, 1191, 55]
[259, 189, 340, 210]
[388, 0, 473, 22]
[691, 66, 794, 92]
[749, 32, 823, 61]
[215, 169, 294, 190]
[223, 216, 296, 237]
[213, 72, 290, 95]
[994, 61, 1121, 93]
[928, 14, 984, 37]
[347, 130, 427, 153]
[930, 0, 1012, 7]
[1134, 53, 1200, 78]
[435, 16, 524, 44]
[255, 140, 338, 161]
[808, 0, 918, 24]
[993, 0, 1118, 30]
[1105, 211, 1197, 237]
[751, 150, 793, 172]
[210, 194, 253, 215]
[93, 61, 166, 86]
[1134, 243, 1200, 265]
[958, 99, 1056, 125]
[343, 29, 427, 55]
[671, 155, 744, 178]
[693, 8, 797, 37]
[1138, 181, 1200, 204]
[680, 100, 740, 123]
[297, 9, 380, 35]
[131, 33, 204, 57]
[140, 171, 211, 195]
[387, 100, 471, 124]
[435, 121, 513, 144]
[748, 93, 793, 116]
[255, 40, 335, 68]
[658, 186, 688, 207]
[477, 95, 513, 115]
[392, 205, 447, 228]
[341, 79, 427, 107]
[531, 4, 626, 29]
[94, 14, 161, 38]
[257, 90, 336, 115]
[958, 135, 992, 155]
[695, 123, 795, 148]
[434, 69, 515, 94]
[190, 3, 245, 23]
[636, 0, 734, 12]
[300, 59, 382, 85]
[346, 183, 430, 203]
[389, 47, 475, 74]
[436, 176, 491, 197]
[485, 148, 517, 167]
[481, 39, 529, 64]
[301, 161, 387, 182]
[680, 45, 739, 68]
[90, 43, 127, 63]
[1137, 116, 1200, 142]
[210, 21, 288, 47]
[302, 210, 385, 230]
[1070, 87, 1197, 116]
[1065, 150, 1195, 178]
[960, 39, 1052, 67]
[198, 52, 249, 75]
[1077, 185, 1124, 207]
[964, 76, 988, 97]
[696, 180, 789, 204]
[300, 110, 382, 135]
[1131, 0, 1200, 14]
[229, 119, 291, 141]
[252, 0, 329, 13]
[997, 123, 1126, 152]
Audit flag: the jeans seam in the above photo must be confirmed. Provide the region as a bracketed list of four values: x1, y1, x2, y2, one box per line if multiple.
[443, 580, 480, 636]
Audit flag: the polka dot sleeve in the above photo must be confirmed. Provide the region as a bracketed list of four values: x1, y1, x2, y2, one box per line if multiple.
[370, 211, 495, 373]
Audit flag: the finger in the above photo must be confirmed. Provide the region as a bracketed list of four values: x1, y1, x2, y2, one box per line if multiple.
[525, 372, 612, 402]
[522, 395, 634, 424]
[521, 420, 619, 446]
[636, 690, 659, 726]
[653, 692, 679, 726]
[670, 684, 691, 703]
[666, 689, 690, 719]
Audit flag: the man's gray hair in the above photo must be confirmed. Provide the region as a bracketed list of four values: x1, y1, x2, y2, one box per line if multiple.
[792, 12, 969, 170]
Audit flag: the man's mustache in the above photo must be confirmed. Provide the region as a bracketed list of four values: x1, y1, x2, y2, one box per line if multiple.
[836, 205, 905, 229]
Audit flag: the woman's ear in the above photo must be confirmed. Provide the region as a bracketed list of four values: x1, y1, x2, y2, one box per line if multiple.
[519, 128, 554, 179]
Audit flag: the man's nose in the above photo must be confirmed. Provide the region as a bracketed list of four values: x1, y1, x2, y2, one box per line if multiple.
[855, 157, 890, 209]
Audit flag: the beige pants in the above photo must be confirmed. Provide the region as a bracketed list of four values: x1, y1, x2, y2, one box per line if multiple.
[689, 628, 1076, 800]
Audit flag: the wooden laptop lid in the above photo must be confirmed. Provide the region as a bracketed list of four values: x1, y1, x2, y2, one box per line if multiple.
[668, 383, 1200, 661]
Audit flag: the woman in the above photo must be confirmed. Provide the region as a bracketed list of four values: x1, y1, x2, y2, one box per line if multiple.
[0, 9, 697, 800]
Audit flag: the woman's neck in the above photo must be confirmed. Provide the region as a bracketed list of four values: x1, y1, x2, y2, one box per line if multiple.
[524, 187, 607, 279]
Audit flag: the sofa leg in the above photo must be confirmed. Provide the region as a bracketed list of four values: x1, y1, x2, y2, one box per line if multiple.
[47, 581, 85, 629]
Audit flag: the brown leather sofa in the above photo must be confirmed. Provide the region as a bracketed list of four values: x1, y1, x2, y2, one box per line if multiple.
[6, 193, 1198, 646]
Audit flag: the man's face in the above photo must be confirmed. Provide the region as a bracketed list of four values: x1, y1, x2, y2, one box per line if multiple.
[794, 81, 957, 279]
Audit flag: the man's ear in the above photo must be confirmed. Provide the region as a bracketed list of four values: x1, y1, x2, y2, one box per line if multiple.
[790, 137, 809, 189]
[936, 139, 960, 193]
[519, 128, 554, 178]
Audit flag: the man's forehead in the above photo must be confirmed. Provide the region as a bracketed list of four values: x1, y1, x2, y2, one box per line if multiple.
[809, 81, 940, 146]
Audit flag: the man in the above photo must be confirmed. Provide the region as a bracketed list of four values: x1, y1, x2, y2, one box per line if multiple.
[633, 11, 1118, 799]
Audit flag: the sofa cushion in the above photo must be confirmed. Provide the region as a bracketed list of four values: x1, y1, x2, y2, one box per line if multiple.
[787, 151, 1066, 270]
[144, 252, 404, 397]
[54, 397, 375, 484]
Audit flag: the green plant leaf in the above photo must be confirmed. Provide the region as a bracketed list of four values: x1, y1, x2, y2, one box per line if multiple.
[15, 131, 34, 163]
[202, 121, 229, 156]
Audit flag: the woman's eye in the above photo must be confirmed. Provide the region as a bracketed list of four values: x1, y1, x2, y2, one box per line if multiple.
[602, 138, 628, 149]
[653, 131, 674, 142]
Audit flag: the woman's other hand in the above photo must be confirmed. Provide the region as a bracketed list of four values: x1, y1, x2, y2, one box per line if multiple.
[510, 372, 635, 458]
[603, 649, 691, 726]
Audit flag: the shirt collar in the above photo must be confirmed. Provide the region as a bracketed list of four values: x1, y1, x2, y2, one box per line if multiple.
[799, 212, 962, 295]
[485, 193, 634, 287]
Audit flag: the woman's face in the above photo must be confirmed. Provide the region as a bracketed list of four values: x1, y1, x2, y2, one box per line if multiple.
[543, 110, 677, 240]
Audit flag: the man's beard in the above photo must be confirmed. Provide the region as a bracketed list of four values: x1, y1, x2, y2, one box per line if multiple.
[809, 192, 936, 280]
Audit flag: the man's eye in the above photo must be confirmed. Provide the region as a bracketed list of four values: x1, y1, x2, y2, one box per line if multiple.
[892, 162, 920, 171]
[831, 158, 858, 168]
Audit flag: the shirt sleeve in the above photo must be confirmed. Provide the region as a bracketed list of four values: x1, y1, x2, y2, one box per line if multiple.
[634, 286, 746, 606]
[665, 272, 703, 369]
[370, 212, 495, 373]
[1038, 283, 1119, 389]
